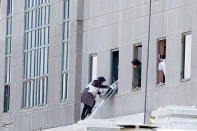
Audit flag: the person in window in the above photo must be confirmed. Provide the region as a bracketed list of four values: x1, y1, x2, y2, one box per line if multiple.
[158, 54, 166, 83]
[80, 76, 108, 120]
[131, 59, 141, 90]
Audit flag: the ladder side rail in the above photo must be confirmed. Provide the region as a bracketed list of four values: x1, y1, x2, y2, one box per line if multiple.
[88, 84, 118, 118]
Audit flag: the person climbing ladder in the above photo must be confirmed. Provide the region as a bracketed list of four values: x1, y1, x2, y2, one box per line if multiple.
[80, 76, 108, 120]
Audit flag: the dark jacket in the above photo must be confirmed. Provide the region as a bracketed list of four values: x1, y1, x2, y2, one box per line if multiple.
[135, 64, 141, 87]
[81, 80, 108, 107]
[81, 87, 95, 107]
[91, 80, 108, 88]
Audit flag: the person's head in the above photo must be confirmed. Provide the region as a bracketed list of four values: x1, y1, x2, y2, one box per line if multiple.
[97, 76, 106, 84]
[131, 59, 141, 69]
[158, 54, 165, 62]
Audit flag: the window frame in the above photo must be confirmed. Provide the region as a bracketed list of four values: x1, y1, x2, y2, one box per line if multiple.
[4, 0, 14, 113]
[22, 0, 50, 109]
[61, 0, 70, 101]
[156, 38, 166, 86]
[110, 48, 119, 84]
[132, 43, 142, 90]
[0, 0, 1, 20]
[3, 85, 10, 113]
[181, 32, 192, 81]
[89, 54, 97, 83]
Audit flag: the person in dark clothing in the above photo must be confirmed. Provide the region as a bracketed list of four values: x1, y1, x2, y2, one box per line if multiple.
[131, 59, 141, 90]
[80, 76, 108, 120]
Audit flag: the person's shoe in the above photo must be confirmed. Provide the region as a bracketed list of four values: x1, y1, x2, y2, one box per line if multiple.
[80, 118, 85, 120]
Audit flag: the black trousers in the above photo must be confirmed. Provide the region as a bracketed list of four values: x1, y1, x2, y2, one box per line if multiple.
[81, 104, 93, 120]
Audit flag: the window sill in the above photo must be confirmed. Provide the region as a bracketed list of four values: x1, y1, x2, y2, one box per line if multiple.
[181, 79, 190, 82]
[60, 99, 72, 105]
[22, 106, 33, 110]
[3, 112, 10, 114]
[60, 99, 69, 103]
[131, 87, 141, 92]
[156, 83, 165, 87]
[21, 105, 48, 112]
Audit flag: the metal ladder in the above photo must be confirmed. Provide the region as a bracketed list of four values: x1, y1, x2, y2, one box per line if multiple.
[87, 83, 118, 119]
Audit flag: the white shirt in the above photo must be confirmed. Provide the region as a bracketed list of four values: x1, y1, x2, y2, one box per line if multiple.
[86, 81, 93, 88]
[158, 59, 166, 76]
[87, 81, 99, 97]
[88, 85, 99, 97]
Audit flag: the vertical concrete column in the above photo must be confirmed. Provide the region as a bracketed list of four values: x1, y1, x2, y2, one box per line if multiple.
[10, 0, 25, 113]
[74, 0, 84, 122]
[47, 0, 63, 107]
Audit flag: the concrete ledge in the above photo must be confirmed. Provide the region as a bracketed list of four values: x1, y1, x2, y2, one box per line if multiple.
[40, 118, 156, 131]
[152, 105, 197, 118]
[151, 106, 197, 130]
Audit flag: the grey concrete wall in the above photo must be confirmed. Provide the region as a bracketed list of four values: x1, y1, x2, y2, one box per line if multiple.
[81, 0, 197, 119]
[1, 0, 197, 130]
[0, 0, 83, 130]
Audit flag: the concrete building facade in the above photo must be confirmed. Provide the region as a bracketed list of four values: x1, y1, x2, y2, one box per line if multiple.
[0, 0, 197, 131]
[0, 0, 83, 130]
[81, 0, 197, 119]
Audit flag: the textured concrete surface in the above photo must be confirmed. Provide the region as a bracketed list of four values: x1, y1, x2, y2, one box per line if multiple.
[81, 0, 197, 119]
[1, 0, 197, 131]
[0, 0, 83, 130]
[40, 118, 156, 131]
[152, 106, 197, 130]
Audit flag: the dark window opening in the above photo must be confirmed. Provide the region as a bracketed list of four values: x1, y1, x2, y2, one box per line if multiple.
[111, 50, 119, 83]
[132, 44, 142, 90]
[4, 85, 10, 112]
[157, 39, 166, 85]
